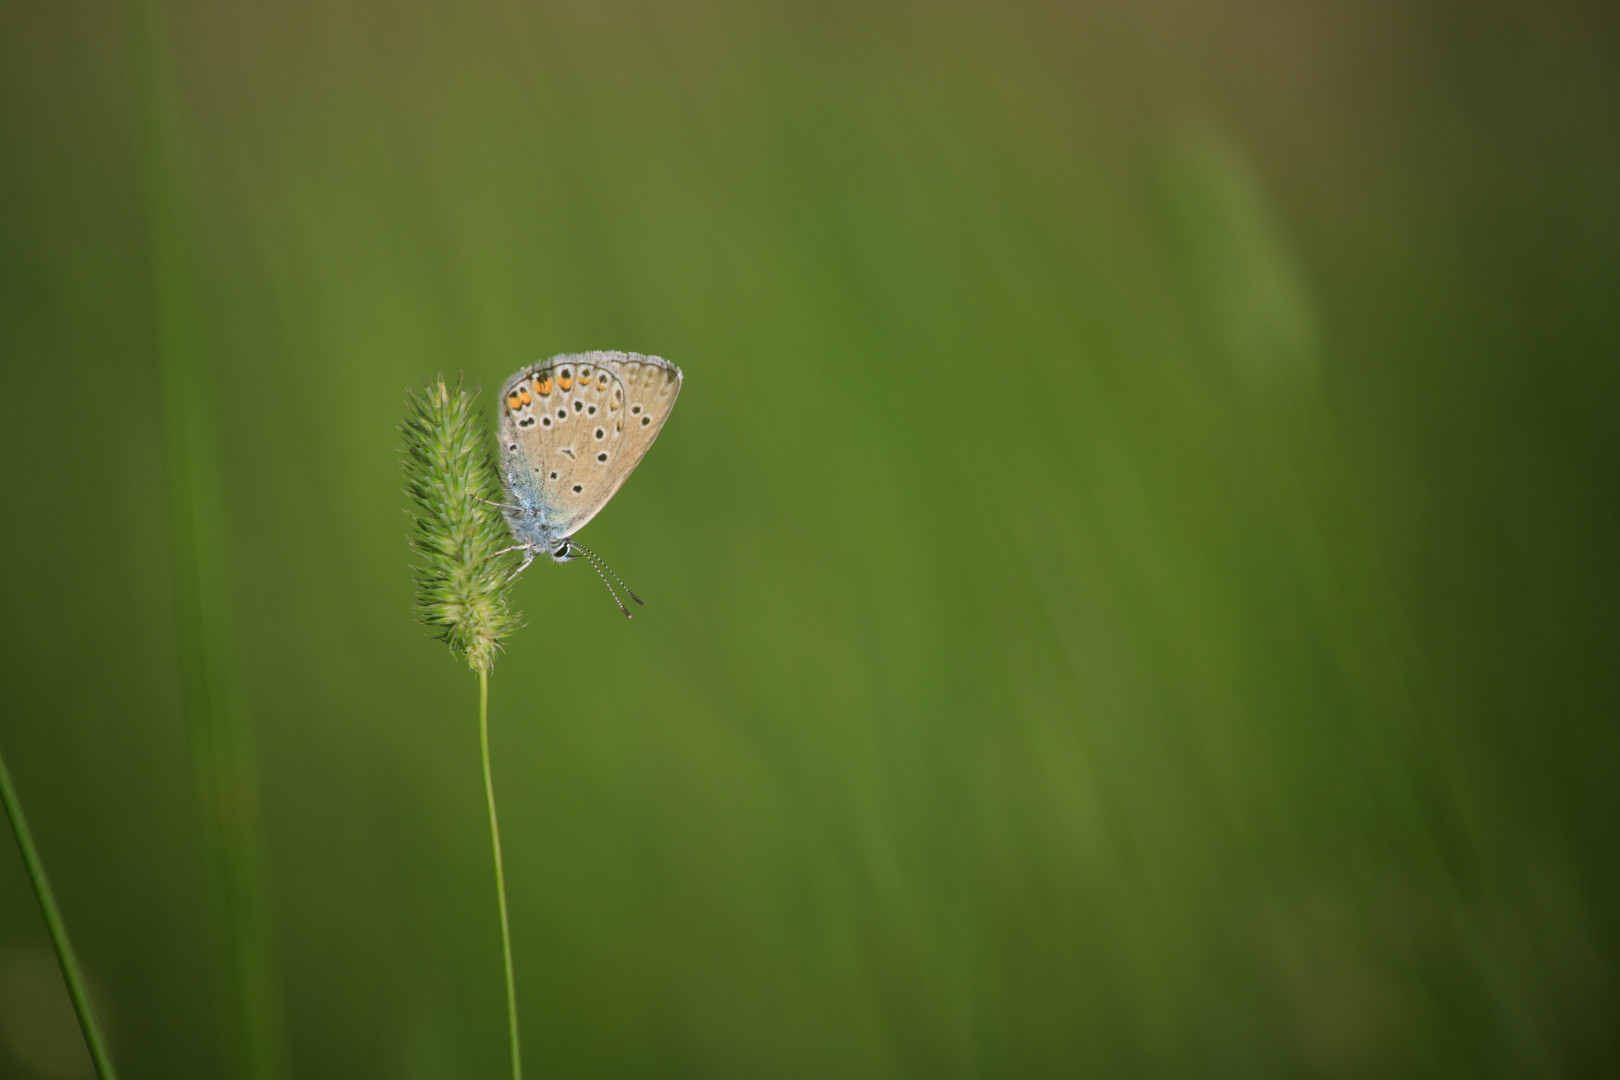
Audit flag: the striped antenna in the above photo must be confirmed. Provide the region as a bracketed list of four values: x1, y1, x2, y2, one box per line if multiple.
[569, 540, 644, 608]
[565, 541, 632, 618]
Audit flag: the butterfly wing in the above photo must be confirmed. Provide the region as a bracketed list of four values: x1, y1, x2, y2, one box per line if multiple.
[498, 351, 682, 541]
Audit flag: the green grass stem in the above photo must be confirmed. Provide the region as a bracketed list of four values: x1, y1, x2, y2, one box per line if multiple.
[481, 667, 523, 1080]
[0, 743, 119, 1080]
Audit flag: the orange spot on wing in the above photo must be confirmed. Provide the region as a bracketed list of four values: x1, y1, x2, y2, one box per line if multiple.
[558, 376, 573, 391]
[519, 388, 531, 405]
[506, 391, 522, 409]
[536, 378, 553, 394]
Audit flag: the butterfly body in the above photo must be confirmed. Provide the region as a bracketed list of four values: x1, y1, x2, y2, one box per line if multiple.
[496, 351, 682, 578]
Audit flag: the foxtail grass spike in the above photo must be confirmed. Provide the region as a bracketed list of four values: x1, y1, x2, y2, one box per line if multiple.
[401, 376, 523, 673]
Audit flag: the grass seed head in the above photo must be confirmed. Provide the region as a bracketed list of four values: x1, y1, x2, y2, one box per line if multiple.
[401, 376, 521, 674]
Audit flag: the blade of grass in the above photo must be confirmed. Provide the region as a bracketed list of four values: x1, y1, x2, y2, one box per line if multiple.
[125, 2, 285, 1076]
[0, 743, 118, 1080]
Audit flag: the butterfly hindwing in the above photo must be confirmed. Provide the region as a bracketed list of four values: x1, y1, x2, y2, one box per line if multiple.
[498, 351, 681, 541]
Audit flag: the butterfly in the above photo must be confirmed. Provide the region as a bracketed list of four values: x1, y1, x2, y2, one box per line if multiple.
[493, 351, 682, 616]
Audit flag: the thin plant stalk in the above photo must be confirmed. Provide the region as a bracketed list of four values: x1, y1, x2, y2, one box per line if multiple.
[480, 667, 522, 1080]
[0, 744, 119, 1080]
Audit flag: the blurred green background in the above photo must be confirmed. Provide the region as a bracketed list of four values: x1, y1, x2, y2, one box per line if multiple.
[2, 0, 1617, 1076]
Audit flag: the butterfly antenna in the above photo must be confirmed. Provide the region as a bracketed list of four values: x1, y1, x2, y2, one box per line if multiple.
[575, 546, 632, 618]
[571, 541, 644, 606]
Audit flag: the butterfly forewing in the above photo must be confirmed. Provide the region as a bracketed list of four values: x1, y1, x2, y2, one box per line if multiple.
[498, 351, 681, 540]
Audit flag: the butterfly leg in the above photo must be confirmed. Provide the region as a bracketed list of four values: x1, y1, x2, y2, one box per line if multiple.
[502, 545, 536, 584]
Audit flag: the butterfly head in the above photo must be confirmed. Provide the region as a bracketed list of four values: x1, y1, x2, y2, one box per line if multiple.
[549, 539, 582, 564]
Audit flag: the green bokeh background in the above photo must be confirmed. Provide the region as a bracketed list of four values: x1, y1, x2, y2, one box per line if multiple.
[2, 1, 1617, 1077]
